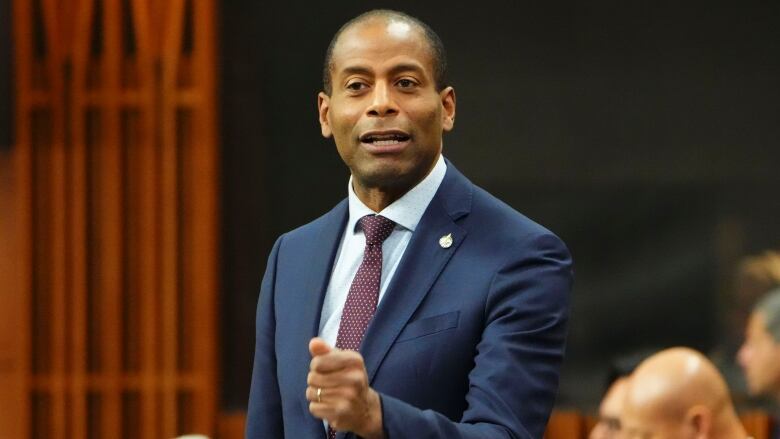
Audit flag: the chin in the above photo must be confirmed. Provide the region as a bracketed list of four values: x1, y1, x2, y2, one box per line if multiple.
[360, 170, 410, 190]
[353, 160, 409, 185]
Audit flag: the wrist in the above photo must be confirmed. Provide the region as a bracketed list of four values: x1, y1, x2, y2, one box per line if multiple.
[360, 389, 385, 439]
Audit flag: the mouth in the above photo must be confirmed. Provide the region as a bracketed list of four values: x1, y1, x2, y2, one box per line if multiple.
[359, 130, 411, 149]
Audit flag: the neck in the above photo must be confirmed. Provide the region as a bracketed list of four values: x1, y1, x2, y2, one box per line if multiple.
[351, 156, 440, 212]
[352, 184, 406, 212]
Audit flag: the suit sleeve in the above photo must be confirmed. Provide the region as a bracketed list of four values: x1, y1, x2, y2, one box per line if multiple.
[246, 235, 285, 438]
[380, 232, 573, 439]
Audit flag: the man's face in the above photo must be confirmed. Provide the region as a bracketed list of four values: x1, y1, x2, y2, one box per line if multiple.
[618, 420, 692, 439]
[318, 19, 455, 193]
[619, 409, 694, 439]
[738, 312, 780, 395]
[590, 378, 627, 439]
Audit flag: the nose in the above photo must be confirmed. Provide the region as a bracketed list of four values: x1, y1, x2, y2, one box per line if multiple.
[366, 81, 398, 117]
[737, 344, 750, 368]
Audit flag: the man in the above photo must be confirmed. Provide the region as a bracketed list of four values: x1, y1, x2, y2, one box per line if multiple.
[589, 377, 629, 439]
[246, 9, 572, 439]
[722, 251, 780, 364]
[738, 288, 780, 438]
[621, 347, 749, 439]
[713, 250, 780, 405]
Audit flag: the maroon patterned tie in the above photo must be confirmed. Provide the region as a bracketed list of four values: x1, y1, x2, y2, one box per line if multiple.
[327, 214, 395, 438]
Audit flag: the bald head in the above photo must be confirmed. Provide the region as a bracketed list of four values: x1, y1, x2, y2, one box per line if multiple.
[622, 348, 745, 439]
[322, 10, 447, 95]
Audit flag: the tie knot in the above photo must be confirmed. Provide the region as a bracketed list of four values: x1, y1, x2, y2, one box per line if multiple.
[359, 215, 395, 246]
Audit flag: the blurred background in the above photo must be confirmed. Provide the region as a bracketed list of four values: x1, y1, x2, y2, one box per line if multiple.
[1, 0, 779, 438]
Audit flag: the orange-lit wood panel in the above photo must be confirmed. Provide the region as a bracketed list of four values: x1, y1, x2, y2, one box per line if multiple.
[217, 412, 247, 439]
[0, 151, 25, 439]
[544, 410, 587, 439]
[9, 0, 219, 437]
[741, 411, 772, 439]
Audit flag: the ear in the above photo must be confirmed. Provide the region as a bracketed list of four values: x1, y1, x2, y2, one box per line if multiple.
[440, 86, 456, 132]
[318, 92, 332, 138]
[685, 406, 712, 438]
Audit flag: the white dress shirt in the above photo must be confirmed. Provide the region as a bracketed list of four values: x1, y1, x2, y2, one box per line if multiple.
[317, 154, 447, 347]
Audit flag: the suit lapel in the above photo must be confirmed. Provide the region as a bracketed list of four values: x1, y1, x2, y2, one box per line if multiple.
[300, 199, 349, 341]
[296, 200, 348, 439]
[360, 163, 472, 383]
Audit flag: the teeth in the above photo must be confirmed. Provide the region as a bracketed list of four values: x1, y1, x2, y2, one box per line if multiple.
[362, 133, 409, 144]
[372, 139, 402, 146]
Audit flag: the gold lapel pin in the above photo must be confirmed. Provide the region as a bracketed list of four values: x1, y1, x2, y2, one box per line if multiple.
[439, 233, 453, 249]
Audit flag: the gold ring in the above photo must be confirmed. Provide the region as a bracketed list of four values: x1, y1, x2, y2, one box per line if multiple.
[317, 387, 322, 403]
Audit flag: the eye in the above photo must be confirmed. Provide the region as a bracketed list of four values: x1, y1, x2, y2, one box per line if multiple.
[396, 78, 417, 88]
[346, 81, 368, 92]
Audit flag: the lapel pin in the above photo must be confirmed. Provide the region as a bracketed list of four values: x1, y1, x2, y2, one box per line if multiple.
[439, 233, 453, 249]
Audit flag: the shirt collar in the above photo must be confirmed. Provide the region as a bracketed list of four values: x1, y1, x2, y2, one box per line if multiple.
[346, 154, 447, 234]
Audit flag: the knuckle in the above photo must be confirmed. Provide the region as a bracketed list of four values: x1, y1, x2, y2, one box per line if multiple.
[350, 354, 365, 368]
[335, 402, 348, 418]
[348, 371, 364, 387]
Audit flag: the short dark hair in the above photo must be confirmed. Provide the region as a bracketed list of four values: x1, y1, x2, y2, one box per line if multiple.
[322, 9, 448, 95]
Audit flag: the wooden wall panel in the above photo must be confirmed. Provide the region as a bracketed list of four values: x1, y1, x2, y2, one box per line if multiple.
[217, 412, 246, 439]
[742, 411, 772, 439]
[544, 411, 588, 439]
[0, 151, 25, 439]
[10, 0, 219, 437]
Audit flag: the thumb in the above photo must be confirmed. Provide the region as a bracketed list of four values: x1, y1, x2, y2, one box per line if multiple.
[309, 337, 333, 357]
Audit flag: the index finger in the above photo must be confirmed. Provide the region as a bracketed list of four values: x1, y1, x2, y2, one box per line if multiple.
[309, 349, 365, 374]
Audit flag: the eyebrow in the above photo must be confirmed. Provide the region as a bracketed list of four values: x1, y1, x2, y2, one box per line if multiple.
[338, 62, 426, 79]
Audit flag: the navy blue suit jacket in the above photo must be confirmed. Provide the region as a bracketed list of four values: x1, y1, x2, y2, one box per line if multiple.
[247, 162, 573, 439]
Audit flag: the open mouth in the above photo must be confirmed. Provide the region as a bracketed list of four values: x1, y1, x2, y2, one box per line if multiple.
[359, 131, 411, 146]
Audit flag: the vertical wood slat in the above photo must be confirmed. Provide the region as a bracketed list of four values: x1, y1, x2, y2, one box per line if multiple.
[190, 0, 218, 432]
[11, 0, 33, 437]
[39, 1, 68, 437]
[69, 0, 96, 437]
[160, 0, 186, 435]
[0, 155, 24, 439]
[99, 0, 124, 436]
[128, 0, 159, 437]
